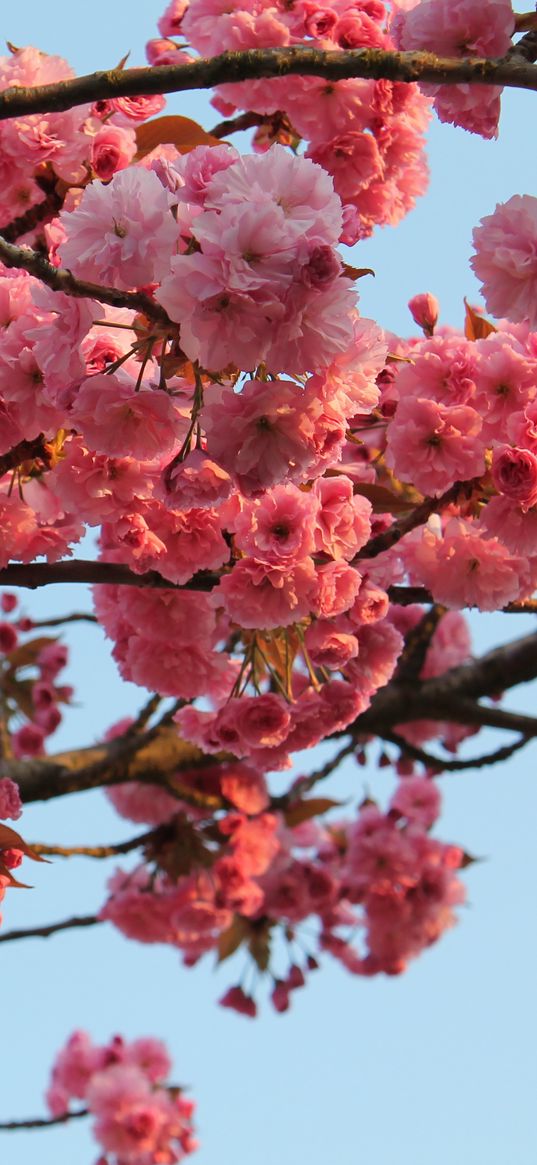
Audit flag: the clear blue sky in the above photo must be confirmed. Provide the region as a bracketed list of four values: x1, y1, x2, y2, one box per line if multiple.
[2, 6, 537, 1165]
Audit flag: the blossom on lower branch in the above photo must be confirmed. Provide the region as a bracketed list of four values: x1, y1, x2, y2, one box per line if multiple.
[99, 775, 467, 1015]
[46, 1032, 197, 1165]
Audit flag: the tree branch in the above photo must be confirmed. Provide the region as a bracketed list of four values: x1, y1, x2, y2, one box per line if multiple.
[0, 723, 208, 804]
[357, 480, 476, 562]
[0, 559, 219, 592]
[21, 612, 97, 628]
[0, 1109, 88, 1131]
[388, 585, 537, 614]
[0, 48, 536, 124]
[0, 236, 171, 326]
[380, 730, 531, 772]
[30, 829, 155, 860]
[0, 914, 99, 944]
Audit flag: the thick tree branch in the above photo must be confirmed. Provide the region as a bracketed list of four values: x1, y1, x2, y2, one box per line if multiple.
[0, 48, 536, 124]
[4, 628, 537, 804]
[0, 236, 171, 326]
[0, 724, 208, 804]
[0, 560, 219, 592]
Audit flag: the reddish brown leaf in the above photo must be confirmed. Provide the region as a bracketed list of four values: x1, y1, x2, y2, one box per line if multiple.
[135, 115, 221, 160]
[284, 797, 343, 828]
[0, 823, 49, 863]
[217, 916, 249, 964]
[248, 923, 272, 972]
[342, 263, 375, 281]
[0, 860, 32, 888]
[353, 483, 414, 514]
[464, 298, 496, 341]
[514, 11, 537, 31]
[5, 635, 57, 673]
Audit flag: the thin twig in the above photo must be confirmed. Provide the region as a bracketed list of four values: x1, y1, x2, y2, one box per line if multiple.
[381, 731, 531, 772]
[30, 829, 156, 860]
[388, 586, 537, 614]
[0, 913, 100, 944]
[0, 1109, 88, 1132]
[274, 740, 356, 804]
[356, 480, 475, 562]
[20, 612, 98, 628]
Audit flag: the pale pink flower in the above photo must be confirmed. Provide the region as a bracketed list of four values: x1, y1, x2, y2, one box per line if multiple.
[394, 0, 514, 137]
[304, 620, 359, 669]
[106, 783, 179, 826]
[90, 125, 137, 181]
[394, 334, 479, 407]
[307, 131, 384, 204]
[158, 0, 189, 36]
[481, 495, 537, 556]
[390, 777, 441, 830]
[408, 292, 439, 335]
[471, 196, 537, 327]
[386, 397, 485, 495]
[233, 484, 318, 563]
[59, 168, 178, 290]
[109, 94, 167, 123]
[160, 449, 233, 511]
[201, 380, 326, 495]
[71, 374, 184, 460]
[404, 517, 531, 610]
[213, 556, 318, 629]
[313, 475, 372, 559]
[312, 561, 362, 618]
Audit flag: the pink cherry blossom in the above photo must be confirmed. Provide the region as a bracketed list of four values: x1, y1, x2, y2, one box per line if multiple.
[471, 196, 537, 327]
[59, 167, 178, 290]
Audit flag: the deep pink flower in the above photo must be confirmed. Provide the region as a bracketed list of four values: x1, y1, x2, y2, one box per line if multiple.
[492, 445, 537, 511]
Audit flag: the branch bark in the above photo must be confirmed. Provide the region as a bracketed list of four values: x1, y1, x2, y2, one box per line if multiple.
[0, 559, 219, 592]
[4, 629, 537, 804]
[0, 236, 170, 326]
[0, 914, 99, 945]
[0, 48, 536, 124]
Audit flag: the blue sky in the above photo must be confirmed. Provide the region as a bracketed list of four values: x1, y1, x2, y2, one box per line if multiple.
[2, 6, 537, 1165]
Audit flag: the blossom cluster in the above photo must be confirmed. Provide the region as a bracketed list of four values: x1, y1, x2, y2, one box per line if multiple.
[46, 1031, 197, 1165]
[392, 0, 515, 138]
[149, 0, 433, 241]
[0, 45, 165, 230]
[0, 20, 536, 1005]
[99, 762, 465, 1012]
[0, 591, 72, 757]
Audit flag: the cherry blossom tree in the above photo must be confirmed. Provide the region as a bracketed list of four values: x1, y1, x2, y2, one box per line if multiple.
[0, 2, 537, 1161]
